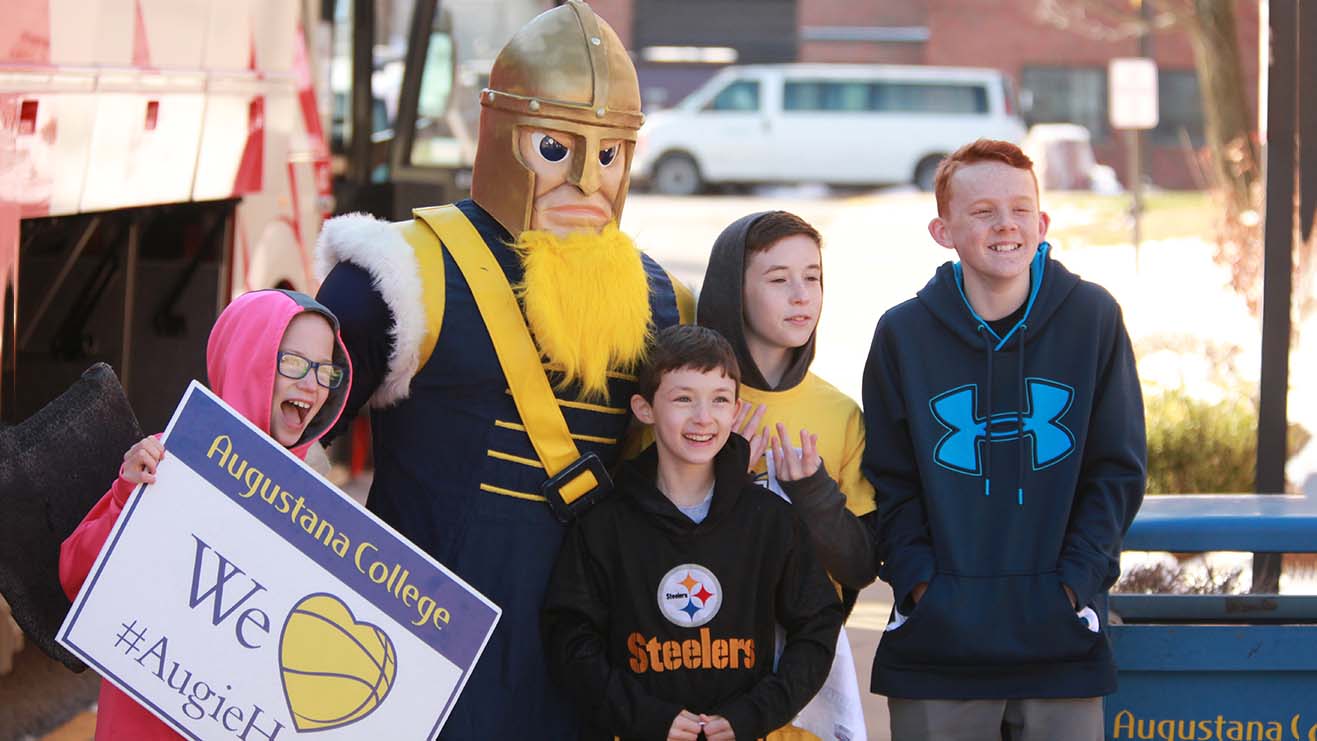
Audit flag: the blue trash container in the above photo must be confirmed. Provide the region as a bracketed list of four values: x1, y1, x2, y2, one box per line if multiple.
[1106, 494, 1317, 741]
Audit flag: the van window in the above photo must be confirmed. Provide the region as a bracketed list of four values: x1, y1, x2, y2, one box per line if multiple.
[870, 83, 988, 114]
[782, 80, 989, 114]
[783, 81, 869, 112]
[706, 80, 760, 112]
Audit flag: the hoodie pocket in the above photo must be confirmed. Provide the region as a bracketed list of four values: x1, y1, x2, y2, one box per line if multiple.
[881, 572, 1100, 667]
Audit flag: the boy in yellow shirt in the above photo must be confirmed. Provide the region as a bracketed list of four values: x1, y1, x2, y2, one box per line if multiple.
[699, 211, 880, 740]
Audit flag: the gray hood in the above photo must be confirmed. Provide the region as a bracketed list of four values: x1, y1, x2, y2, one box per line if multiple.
[696, 212, 817, 391]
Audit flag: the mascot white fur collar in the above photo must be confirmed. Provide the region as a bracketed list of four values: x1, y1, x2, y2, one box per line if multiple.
[315, 213, 425, 408]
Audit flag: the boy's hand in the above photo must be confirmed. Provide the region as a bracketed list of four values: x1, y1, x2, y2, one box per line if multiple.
[1063, 584, 1078, 610]
[700, 714, 736, 740]
[121, 436, 165, 485]
[770, 423, 821, 482]
[733, 400, 769, 473]
[667, 710, 703, 740]
[911, 582, 928, 605]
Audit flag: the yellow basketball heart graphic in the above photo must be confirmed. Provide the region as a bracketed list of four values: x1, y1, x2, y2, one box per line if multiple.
[279, 593, 398, 732]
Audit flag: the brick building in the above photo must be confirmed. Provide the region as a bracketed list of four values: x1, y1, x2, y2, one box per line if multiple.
[587, 0, 1261, 189]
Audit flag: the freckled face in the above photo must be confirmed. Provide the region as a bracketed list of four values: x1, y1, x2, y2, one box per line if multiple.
[518, 127, 625, 236]
[928, 161, 1049, 290]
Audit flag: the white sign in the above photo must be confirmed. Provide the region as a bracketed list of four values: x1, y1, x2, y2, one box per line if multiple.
[1109, 57, 1159, 130]
[59, 382, 501, 740]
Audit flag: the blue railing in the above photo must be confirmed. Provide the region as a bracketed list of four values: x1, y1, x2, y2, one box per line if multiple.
[1105, 494, 1317, 740]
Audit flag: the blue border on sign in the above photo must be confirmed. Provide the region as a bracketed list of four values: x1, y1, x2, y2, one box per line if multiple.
[59, 382, 500, 740]
[60, 472, 205, 740]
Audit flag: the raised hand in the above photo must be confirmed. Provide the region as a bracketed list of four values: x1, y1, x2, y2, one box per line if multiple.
[120, 436, 165, 485]
[732, 400, 769, 473]
[770, 422, 820, 482]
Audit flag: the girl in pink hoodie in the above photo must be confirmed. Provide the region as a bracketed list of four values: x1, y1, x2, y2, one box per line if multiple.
[59, 289, 352, 740]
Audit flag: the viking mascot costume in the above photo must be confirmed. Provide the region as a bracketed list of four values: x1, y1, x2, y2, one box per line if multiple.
[315, 3, 692, 737]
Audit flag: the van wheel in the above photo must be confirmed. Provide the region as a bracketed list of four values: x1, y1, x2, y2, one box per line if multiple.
[653, 154, 703, 196]
[914, 155, 944, 192]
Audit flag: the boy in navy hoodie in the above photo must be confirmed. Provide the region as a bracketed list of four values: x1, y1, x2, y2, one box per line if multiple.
[861, 139, 1146, 740]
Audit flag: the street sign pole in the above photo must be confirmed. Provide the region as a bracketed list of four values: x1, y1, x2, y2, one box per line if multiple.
[1126, 129, 1143, 265]
[1109, 57, 1158, 271]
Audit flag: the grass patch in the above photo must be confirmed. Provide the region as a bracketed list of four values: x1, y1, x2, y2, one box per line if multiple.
[1043, 191, 1215, 247]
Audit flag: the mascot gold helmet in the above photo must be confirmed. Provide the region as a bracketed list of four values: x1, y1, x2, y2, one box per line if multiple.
[470, 0, 643, 238]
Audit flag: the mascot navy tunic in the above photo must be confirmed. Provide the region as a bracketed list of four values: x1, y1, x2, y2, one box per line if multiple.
[316, 199, 687, 739]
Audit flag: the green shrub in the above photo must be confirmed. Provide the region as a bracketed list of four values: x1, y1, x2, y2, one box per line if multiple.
[1145, 389, 1311, 494]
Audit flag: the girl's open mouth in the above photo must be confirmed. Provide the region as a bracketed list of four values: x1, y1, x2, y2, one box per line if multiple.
[281, 399, 311, 428]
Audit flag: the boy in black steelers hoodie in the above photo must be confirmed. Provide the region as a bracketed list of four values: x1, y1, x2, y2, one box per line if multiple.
[543, 325, 842, 741]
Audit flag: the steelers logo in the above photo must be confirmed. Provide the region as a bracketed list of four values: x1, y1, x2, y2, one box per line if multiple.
[656, 564, 722, 628]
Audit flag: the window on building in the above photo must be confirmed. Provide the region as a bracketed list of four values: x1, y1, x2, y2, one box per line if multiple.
[1020, 66, 1108, 140]
[634, 0, 797, 64]
[1153, 69, 1204, 146]
[706, 80, 761, 112]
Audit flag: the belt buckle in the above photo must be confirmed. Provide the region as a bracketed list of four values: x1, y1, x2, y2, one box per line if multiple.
[541, 452, 612, 523]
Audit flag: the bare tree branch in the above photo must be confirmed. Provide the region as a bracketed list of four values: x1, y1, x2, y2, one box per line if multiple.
[1032, 1, 1286, 318]
[1032, 0, 1188, 41]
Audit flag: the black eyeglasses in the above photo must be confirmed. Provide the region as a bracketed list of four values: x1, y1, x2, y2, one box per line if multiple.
[277, 351, 345, 389]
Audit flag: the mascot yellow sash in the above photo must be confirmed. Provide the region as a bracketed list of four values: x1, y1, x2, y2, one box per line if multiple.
[405, 206, 599, 511]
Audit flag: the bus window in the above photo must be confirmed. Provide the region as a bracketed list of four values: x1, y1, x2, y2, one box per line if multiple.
[409, 29, 461, 168]
[328, 0, 394, 181]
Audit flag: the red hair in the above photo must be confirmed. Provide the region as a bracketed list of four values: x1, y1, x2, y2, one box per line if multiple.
[934, 139, 1037, 216]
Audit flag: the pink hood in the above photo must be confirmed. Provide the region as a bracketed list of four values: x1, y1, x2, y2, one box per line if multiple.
[205, 290, 352, 459]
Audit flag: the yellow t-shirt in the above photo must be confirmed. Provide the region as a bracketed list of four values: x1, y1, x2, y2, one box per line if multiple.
[745, 375, 874, 741]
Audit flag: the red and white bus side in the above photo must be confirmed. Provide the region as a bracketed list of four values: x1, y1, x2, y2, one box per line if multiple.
[0, 5, 330, 730]
[1, 0, 330, 429]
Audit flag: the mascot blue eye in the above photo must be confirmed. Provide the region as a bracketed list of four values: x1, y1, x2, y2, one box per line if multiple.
[599, 146, 618, 166]
[536, 134, 569, 162]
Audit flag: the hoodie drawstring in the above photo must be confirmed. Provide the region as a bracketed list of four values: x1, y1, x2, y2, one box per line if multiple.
[978, 325, 993, 497]
[1016, 324, 1028, 507]
[981, 322, 1029, 506]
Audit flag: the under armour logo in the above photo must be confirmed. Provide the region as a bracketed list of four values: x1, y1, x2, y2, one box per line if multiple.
[929, 378, 1075, 476]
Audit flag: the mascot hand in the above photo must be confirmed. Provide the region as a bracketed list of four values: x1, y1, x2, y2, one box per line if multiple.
[121, 436, 165, 485]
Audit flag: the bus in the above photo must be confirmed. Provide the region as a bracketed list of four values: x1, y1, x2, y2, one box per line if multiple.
[0, 0, 542, 734]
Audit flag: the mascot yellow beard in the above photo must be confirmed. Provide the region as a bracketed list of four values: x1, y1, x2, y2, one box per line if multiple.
[513, 223, 652, 401]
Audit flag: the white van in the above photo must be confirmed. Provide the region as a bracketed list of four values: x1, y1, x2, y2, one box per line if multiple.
[632, 64, 1026, 194]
